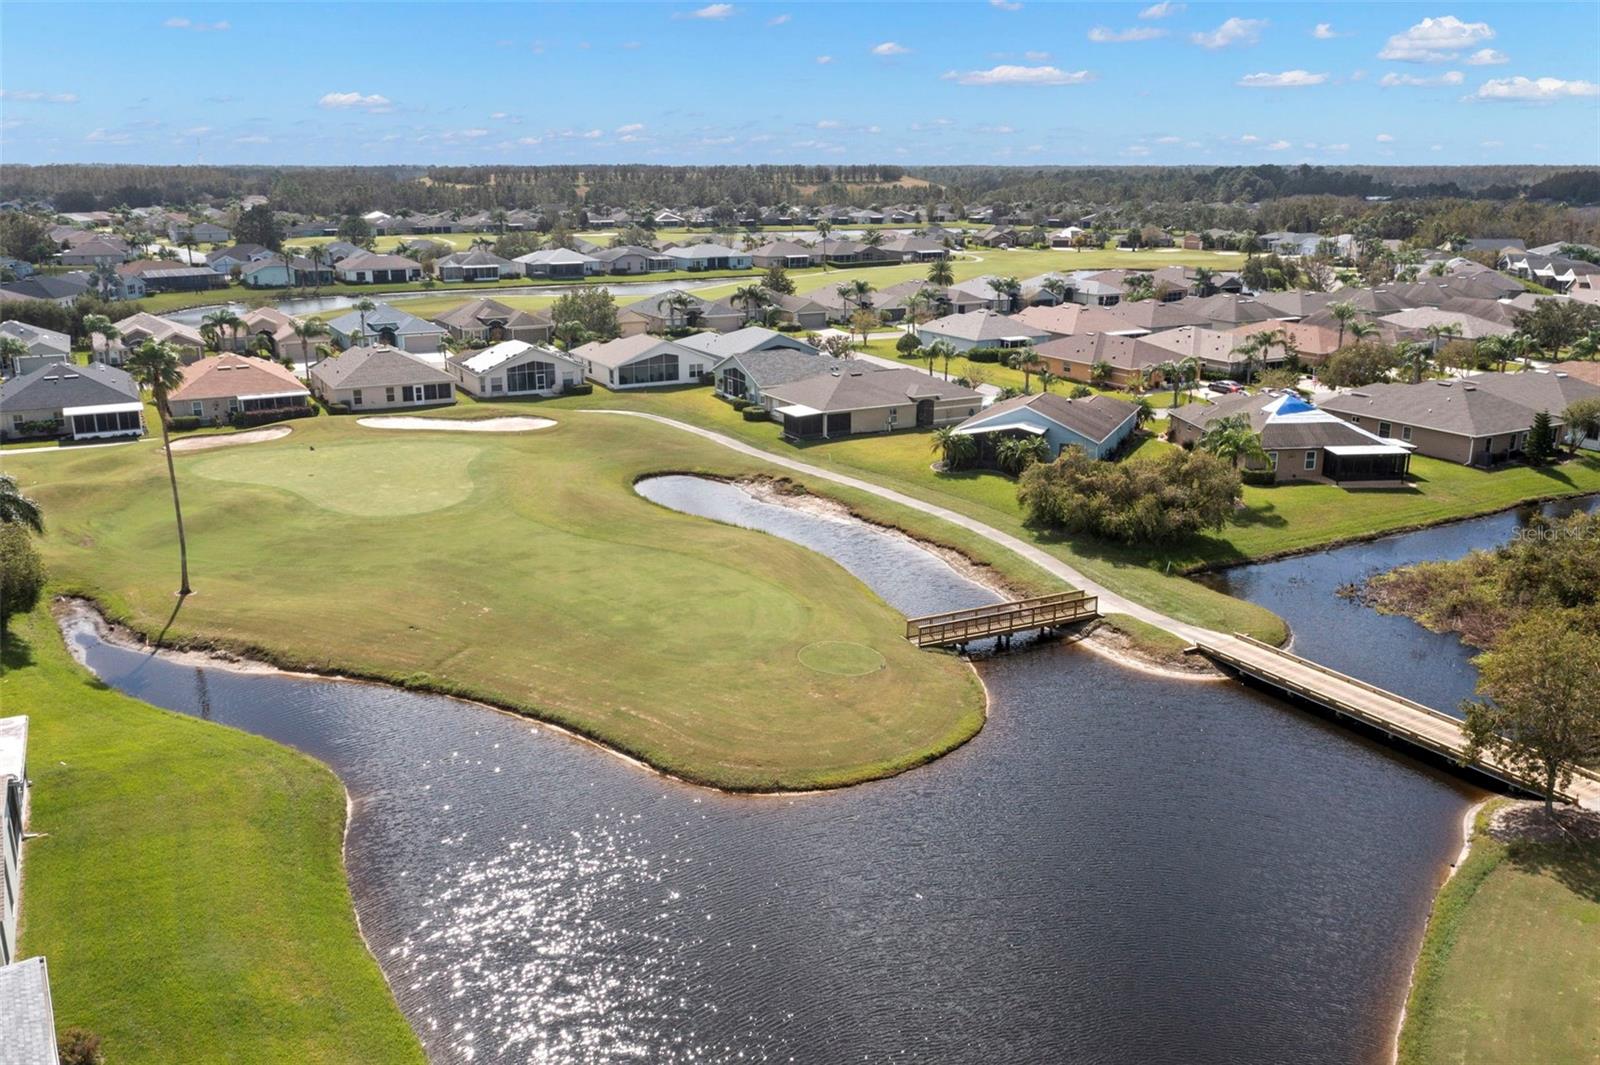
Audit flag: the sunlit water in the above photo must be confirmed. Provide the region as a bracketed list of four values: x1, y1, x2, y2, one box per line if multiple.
[61, 476, 1486, 1064]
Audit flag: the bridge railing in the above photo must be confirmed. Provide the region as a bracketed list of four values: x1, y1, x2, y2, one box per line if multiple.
[907, 592, 1098, 648]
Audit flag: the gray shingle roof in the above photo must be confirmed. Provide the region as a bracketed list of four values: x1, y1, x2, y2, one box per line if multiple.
[310, 345, 454, 390]
[715, 348, 834, 388]
[0, 958, 58, 1063]
[960, 391, 1139, 444]
[1, 361, 140, 412]
[1320, 373, 1600, 438]
[764, 365, 982, 413]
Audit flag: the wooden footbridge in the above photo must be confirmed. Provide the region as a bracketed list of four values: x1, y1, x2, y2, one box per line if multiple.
[1196, 633, 1600, 810]
[905, 591, 1099, 650]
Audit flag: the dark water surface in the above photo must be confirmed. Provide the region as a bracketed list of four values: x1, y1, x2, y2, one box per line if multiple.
[1202, 494, 1599, 713]
[62, 476, 1484, 1065]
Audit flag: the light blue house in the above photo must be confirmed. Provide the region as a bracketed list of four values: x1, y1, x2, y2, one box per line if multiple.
[953, 391, 1140, 461]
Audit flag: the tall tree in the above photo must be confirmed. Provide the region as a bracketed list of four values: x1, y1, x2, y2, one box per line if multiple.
[0, 473, 44, 533]
[1465, 610, 1600, 817]
[1198, 414, 1269, 469]
[125, 340, 192, 596]
[926, 257, 954, 288]
[1328, 301, 1359, 350]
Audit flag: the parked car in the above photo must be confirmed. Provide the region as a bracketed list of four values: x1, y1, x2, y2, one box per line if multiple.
[1209, 380, 1243, 394]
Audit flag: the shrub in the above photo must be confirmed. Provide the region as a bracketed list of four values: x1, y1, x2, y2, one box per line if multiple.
[0, 523, 45, 633]
[729, 397, 751, 411]
[965, 347, 1003, 363]
[166, 416, 203, 432]
[895, 333, 922, 355]
[561, 382, 594, 396]
[229, 406, 316, 429]
[1018, 446, 1242, 545]
[742, 406, 772, 422]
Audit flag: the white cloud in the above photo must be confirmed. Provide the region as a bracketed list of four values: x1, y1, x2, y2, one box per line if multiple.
[1154, 135, 1182, 144]
[1430, 143, 1444, 151]
[318, 91, 393, 112]
[1376, 132, 1395, 142]
[1470, 76, 1600, 102]
[1088, 26, 1166, 43]
[517, 136, 542, 146]
[1237, 70, 1327, 88]
[872, 41, 910, 55]
[1379, 15, 1494, 62]
[181, 125, 211, 136]
[1480, 139, 1503, 148]
[1239, 133, 1260, 143]
[580, 128, 603, 139]
[233, 134, 271, 144]
[1465, 48, 1508, 65]
[1313, 23, 1338, 39]
[0, 89, 78, 103]
[945, 64, 1095, 86]
[1139, 2, 1183, 18]
[976, 124, 1017, 134]
[990, 0, 1023, 9]
[1325, 143, 1350, 151]
[816, 119, 843, 129]
[1192, 17, 1266, 49]
[1024, 50, 1051, 61]
[815, 55, 832, 64]
[681, 3, 734, 18]
[163, 17, 229, 31]
[766, 13, 789, 25]
[620, 40, 641, 49]
[84, 127, 132, 144]
[616, 123, 645, 134]
[1124, 145, 1152, 156]
[1265, 139, 1292, 151]
[1380, 70, 1464, 87]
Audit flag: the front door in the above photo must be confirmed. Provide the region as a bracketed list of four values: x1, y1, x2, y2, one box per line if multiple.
[916, 399, 935, 428]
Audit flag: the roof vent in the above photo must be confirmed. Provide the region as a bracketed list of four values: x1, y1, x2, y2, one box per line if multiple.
[1461, 384, 1476, 391]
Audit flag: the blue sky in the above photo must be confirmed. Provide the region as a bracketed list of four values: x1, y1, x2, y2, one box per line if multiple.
[2, 2, 1596, 166]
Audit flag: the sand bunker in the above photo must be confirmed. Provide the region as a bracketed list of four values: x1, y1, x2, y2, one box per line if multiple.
[168, 426, 293, 452]
[357, 416, 555, 432]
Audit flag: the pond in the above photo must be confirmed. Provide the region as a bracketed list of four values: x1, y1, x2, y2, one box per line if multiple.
[61, 475, 1483, 1064]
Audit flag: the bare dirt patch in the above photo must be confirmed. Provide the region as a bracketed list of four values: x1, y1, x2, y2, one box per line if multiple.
[168, 426, 292, 452]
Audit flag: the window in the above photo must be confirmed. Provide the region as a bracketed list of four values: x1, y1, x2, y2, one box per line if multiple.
[888, 407, 899, 426]
[1349, 416, 1361, 424]
[506, 361, 554, 393]
[191, 402, 203, 418]
[1378, 421, 1392, 438]
[618, 352, 680, 386]
[352, 389, 363, 406]
[1304, 450, 1317, 470]
[491, 379, 503, 394]
[386, 388, 396, 403]
[1267, 451, 1278, 469]
[1401, 425, 1412, 442]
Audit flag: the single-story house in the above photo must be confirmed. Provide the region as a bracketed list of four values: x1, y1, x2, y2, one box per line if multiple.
[750, 241, 820, 269]
[309, 345, 456, 410]
[0, 275, 90, 307]
[167, 354, 309, 425]
[206, 243, 274, 274]
[327, 303, 446, 353]
[234, 307, 312, 360]
[1033, 333, 1171, 389]
[678, 326, 819, 363]
[238, 258, 296, 288]
[767, 293, 831, 331]
[436, 248, 520, 282]
[446, 340, 586, 398]
[712, 347, 832, 406]
[0, 320, 71, 374]
[57, 237, 131, 267]
[432, 297, 553, 346]
[878, 234, 950, 262]
[1170, 392, 1414, 484]
[1321, 371, 1600, 465]
[333, 252, 423, 284]
[953, 391, 1140, 462]
[1010, 303, 1138, 338]
[761, 365, 984, 441]
[167, 220, 230, 243]
[0, 361, 145, 442]
[916, 309, 1052, 353]
[1140, 325, 1264, 376]
[514, 248, 602, 279]
[617, 291, 744, 336]
[572, 334, 715, 389]
[105, 312, 206, 364]
[118, 260, 229, 294]
[1187, 294, 1280, 329]
[664, 244, 752, 271]
[1049, 226, 1089, 248]
[593, 245, 675, 274]
[1378, 306, 1515, 342]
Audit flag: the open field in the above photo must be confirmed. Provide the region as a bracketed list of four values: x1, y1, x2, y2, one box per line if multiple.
[1397, 801, 1600, 1065]
[6, 412, 990, 791]
[4, 606, 424, 1065]
[130, 245, 1247, 316]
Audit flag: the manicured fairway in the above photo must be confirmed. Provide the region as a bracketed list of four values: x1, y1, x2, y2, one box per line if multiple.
[4, 607, 425, 1065]
[9, 413, 985, 791]
[1398, 802, 1600, 1065]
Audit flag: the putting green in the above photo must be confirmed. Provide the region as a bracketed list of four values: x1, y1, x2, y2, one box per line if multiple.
[190, 439, 482, 517]
[797, 641, 888, 676]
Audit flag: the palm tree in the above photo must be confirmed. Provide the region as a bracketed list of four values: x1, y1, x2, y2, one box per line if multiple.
[1396, 341, 1433, 385]
[993, 275, 1023, 313]
[1509, 332, 1536, 369]
[815, 220, 833, 272]
[1089, 361, 1113, 389]
[306, 244, 328, 293]
[1199, 414, 1268, 469]
[902, 289, 929, 337]
[1040, 277, 1070, 304]
[353, 297, 377, 342]
[1230, 334, 1267, 387]
[1424, 321, 1463, 358]
[0, 337, 28, 376]
[1037, 368, 1057, 394]
[281, 244, 304, 289]
[1570, 329, 1600, 362]
[931, 425, 977, 471]
[553, 321, 591, 351]
[926, 257, 954, 288]
[994, 434, 1049, 475]
[732, 283, 769, 324]
[663, 292, 693, 331]
[924, 339, 954, 378]
[1328, 301, 1359, 350]
[1191, 266, 1217, 298]
[178, 229, 197, 266]
[1005, 345, 1041, 393]
[292, 317, 330, 374]
[0, 473, 43, 534]
[125, 340, 192, 596]
[82, 313, 120, 365]
[1477, 334, 1512, 374]
[203, 309, 243, 353]
[1348, 320, 1379, 345]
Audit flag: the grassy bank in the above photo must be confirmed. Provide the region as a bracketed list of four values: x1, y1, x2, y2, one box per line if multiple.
[5, 412, 988, 791]
[4, 605, 424, 1064]
[1397, 800, 1600, 1065]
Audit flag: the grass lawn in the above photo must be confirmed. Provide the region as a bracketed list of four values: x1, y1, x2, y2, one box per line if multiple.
[4, 606, 424, 1065]
[6, 412, 987, 792]
[1397, 801, 1600, 1065]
